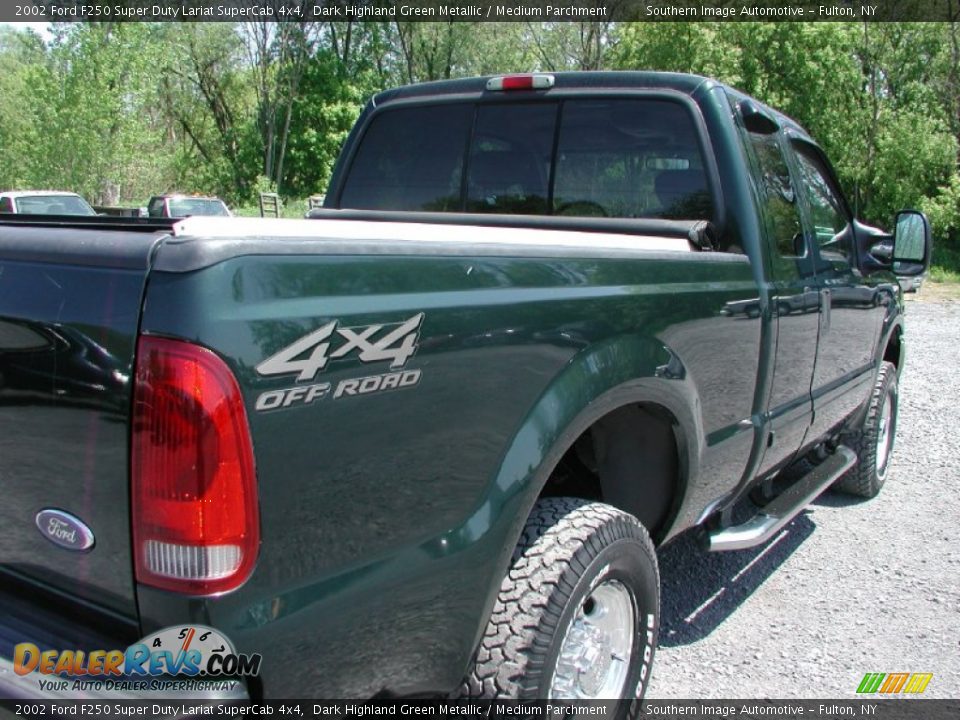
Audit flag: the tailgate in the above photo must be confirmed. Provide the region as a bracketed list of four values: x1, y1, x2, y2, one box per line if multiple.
[0, 224, 161, 621]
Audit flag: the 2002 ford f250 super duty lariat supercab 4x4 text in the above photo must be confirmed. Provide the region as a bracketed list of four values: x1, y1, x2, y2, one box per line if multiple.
[0, 72, 932, 711]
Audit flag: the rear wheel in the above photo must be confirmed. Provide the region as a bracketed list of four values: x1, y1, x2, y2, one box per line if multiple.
[459, 498, 659, 714]
[834, 361, 898, 498]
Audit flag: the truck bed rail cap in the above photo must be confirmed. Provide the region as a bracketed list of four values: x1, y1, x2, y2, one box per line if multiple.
[172, 216, 693, 252]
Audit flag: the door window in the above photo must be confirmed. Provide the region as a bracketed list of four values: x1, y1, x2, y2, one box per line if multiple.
[790, 141, 853, 269]
[746, 133, 805, 258]
[743, 131, 812, 281]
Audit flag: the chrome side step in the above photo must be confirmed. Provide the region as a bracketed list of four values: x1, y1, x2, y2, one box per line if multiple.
[708, 446, 857, 552]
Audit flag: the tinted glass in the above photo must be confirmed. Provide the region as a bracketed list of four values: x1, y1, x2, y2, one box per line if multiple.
[14, 195, 95, 215]
[747, 133, 805, 260]
[339, 99, 712, 221]
[791, 142, 851, 265]
[340, 104, 472, 211]
[0, 197, 12, 213]
[554, 100, 712, 220]
[466, 103, 556, 215]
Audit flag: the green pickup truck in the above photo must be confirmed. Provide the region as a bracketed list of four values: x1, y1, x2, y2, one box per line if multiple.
[0, 72, 931, 710]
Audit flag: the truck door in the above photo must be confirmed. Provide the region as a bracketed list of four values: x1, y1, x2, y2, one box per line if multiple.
[742, 129, 820, 477]
[787, 139, 884, 442]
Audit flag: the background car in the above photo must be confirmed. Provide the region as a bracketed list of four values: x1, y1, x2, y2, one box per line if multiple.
[146, 193, 232, 218]
[0, 190, 97, 216]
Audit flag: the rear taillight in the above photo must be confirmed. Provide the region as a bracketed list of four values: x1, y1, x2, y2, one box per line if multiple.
[132, 336, 259, 595]
[486, 74, 555, 91]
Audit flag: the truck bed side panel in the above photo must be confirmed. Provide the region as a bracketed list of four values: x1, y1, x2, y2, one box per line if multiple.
[136, 244, 760, 697]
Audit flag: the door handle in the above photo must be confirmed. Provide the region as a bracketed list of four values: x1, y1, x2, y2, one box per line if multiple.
[820, 289, 831, 333]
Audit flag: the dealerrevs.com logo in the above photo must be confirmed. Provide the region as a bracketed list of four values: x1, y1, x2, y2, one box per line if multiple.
[13, 625, 260, 694]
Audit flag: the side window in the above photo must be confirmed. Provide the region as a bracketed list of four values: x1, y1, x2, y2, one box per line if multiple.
[466, 103, 556, 215]
[147, 198, 165, 217]
[340, 103, 472, 212]
[790, 141, 852, 267]
[745, 132, 806, 261]
[0, 197, 12, 213]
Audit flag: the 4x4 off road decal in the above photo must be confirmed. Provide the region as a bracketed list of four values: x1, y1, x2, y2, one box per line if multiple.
[254, 313, 424, 411]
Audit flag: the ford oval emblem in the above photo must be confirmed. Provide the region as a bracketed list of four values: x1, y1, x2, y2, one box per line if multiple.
[35, 509, 95, 552]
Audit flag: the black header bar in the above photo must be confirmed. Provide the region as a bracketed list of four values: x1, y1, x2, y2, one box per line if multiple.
[2, 699, 960, 720]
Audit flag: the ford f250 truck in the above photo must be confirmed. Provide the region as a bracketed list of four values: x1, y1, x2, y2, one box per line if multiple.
[0, 72, 931, 711]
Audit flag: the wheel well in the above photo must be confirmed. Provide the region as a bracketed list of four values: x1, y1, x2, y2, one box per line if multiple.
[883, 326, 902, 369]
[538, 403, 681, 540]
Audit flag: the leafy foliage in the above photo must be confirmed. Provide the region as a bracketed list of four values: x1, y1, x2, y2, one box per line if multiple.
[612, 21, 960, 269]
[0, 20, 957, 271]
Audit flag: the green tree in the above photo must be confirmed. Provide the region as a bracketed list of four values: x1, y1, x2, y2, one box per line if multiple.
[613, 21, 960, 248]
[0, 27, 46, 189]
[24, 24, 168, 204]
[278, 50, 368, 197]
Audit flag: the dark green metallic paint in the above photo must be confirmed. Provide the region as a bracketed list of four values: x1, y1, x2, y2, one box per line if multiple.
[0, 71, 921, 700]
[0, 252, 153, 626]
[135, 250, 760, 696]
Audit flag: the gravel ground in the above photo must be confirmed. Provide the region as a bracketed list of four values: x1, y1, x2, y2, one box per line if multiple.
[647, 295, 960, 699]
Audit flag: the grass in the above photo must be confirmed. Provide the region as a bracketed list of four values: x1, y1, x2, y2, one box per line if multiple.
[929, 243, 960, 284]
[912, 242, 960, 299]
[233, 196, 317, 220]
[929, 266, 960, 283]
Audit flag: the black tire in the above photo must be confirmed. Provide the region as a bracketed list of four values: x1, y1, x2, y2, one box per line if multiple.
[458, 497, 659, 712]
[834, 361, 899, 498]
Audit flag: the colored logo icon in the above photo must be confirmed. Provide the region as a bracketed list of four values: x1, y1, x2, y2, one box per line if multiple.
[857, 672, 933, 694]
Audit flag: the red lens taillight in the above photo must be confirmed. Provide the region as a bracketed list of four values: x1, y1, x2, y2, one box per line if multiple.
[131, 336, 259, 595]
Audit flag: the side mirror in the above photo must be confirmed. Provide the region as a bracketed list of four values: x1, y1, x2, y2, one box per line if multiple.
[893, 210, 932, 277]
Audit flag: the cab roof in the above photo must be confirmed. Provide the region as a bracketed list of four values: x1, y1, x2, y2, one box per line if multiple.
[0, 190, 87, 199]
[151, 193, 225, 201]
[370, 70, 808, 140]
[372, 71, 715, 105]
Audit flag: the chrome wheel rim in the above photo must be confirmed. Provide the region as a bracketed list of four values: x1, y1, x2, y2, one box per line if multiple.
[549, 579, 635, 699]
[876, 394, 894, 478]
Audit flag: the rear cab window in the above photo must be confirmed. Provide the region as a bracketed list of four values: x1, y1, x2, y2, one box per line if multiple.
[167, 198, 230, 217]
[339, 104, 472, 212]
[12, 195, 95, 216]
[554, 99, 711, 220]
[467, 103, 555, 215]
[338, 97, 714, 223]
[147, 198, 166, 217]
